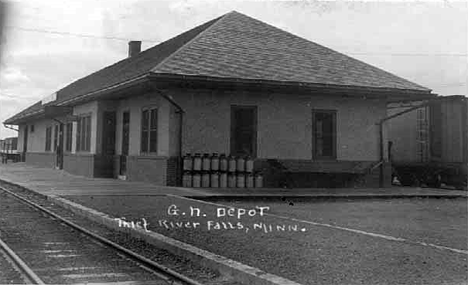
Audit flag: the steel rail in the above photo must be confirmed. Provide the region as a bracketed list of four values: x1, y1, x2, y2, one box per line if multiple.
[0, 237, 45, 284]
[0, 186, 204, 285]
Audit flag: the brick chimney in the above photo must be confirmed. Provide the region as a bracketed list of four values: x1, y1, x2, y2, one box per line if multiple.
[128, 41, 141, 57]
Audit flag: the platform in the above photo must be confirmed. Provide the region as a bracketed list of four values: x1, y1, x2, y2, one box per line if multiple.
[0, 163, 466, 198]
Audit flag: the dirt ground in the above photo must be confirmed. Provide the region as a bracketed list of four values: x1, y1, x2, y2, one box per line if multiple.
[67, 195, 468, 285]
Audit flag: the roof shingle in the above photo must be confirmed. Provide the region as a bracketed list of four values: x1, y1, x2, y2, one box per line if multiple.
[154, 11, 430, 91]
[5, 11, 431, 124]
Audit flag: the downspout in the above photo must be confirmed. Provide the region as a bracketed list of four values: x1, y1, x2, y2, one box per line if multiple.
[149, 83, 185, 186]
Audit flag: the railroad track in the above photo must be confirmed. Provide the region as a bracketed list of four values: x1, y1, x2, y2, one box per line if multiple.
[0, 185, 205, 285]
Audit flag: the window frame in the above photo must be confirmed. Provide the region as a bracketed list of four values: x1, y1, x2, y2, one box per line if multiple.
[65, 122, 73, 152]
[45, 126, 52, 151]
[312, 109, 337, 160]
[140, 107, 158, 155]
[53, 124, 59, 151]
[76, 114, 92, 152]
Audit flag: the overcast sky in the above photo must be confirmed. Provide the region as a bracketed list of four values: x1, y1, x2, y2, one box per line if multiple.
[0, 0, 467, 139]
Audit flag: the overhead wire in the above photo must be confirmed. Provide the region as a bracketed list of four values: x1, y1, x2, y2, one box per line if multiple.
[4, 25, 467, 57]
[4, 25, 160, 43]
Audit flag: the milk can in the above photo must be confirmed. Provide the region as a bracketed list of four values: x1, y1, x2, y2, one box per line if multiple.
[219, 172, 228, 188]
[193, 153, 202, 171]
[236, 174, 245, 188]
[228, 173, 236, 188]
[183, 153, 193, 171]
[183, 171, 192, 187]
[219, 154, 228, 172]
[236, 156, 245, 172]
[202, 172, 210, 188]
[246, 173, 254, 188]
[245, 156, 254, 173]
[202, 153, 211, 171]
[255, 173, 264, 188]
[210, 172, 219, 188]
[228, 155, 237, 173]
[211, 153, 219, 171]
[192, 173, 201, 188]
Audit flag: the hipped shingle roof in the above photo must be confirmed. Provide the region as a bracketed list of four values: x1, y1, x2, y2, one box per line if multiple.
[5, 11, 430, 124]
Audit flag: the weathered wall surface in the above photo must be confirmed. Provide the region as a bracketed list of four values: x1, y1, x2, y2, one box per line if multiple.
[126, 156, 167, 185]
[14, 88, 390, 186]
[114, 93, 172, 157]
[108, 88, 387, 185]
[163, 88, 387, 161]
[25, 152, 55, 168]
[63, 154, 94, 177]
[73, 101, 99, 154]
[17, 117, 67, 154]
[17, 125, 25, 153]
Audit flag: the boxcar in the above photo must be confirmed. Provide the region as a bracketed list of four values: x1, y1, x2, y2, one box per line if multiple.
[387, 95, 467, 189]
[0, 136, 19, 162]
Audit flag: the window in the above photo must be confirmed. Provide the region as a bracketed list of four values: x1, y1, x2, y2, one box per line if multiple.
[30, 124, 34, 133]
[141, 108, 158, 153]
[45, 126, 52, 151]
[76, 115, 91, 152]
[65, 122, 72, 152]
[312, 110, 337, 160]
[53, 125, 58, 151]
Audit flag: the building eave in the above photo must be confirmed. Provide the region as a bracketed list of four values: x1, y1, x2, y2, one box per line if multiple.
[149, 73, 433, 100]
[4, 71, 435, 125]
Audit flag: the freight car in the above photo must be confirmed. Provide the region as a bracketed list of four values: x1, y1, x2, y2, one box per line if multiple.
[0, 136, 19, 163]
[387, 95, 467, 189]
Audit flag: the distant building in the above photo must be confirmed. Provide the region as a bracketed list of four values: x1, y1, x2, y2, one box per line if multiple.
[3, 11, 434, 187]
[0, 137, 17, 153]
[0, 136, 19, 163]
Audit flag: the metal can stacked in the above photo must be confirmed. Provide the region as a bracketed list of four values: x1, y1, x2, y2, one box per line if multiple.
[211, 153, 219, 171]
[202, 172, 210, 188]
[211, 172, 219, 188]
[255, 173, 263, 188]
[183, 171, 192, 187]
[182, 152, 261, 189]
[192, 173, 201, 188]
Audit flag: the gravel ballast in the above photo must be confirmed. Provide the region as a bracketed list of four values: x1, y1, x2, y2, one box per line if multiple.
[66, 195, 468, 285]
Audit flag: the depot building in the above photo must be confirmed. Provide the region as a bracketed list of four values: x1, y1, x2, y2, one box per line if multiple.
[4, 11, 434, 188]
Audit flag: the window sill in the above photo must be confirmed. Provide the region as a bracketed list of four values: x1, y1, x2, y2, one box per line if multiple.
[312, 157, 337, 161]
[135, 154, 168, 160]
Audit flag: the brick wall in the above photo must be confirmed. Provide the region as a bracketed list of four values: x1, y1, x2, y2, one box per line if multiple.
[126, 156, 168, 184]
[63, 154, 94, 177]
[165, 88, 387, 161]
[25, 152, 55, 168]
[93, 154, 114, 178]
[253, 159, 391, 188]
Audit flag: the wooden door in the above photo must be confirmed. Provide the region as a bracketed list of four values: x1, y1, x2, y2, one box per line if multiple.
[230, 106, 257, 157]
[102, 111, 116, 177]
[120, 111, 130, 176]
